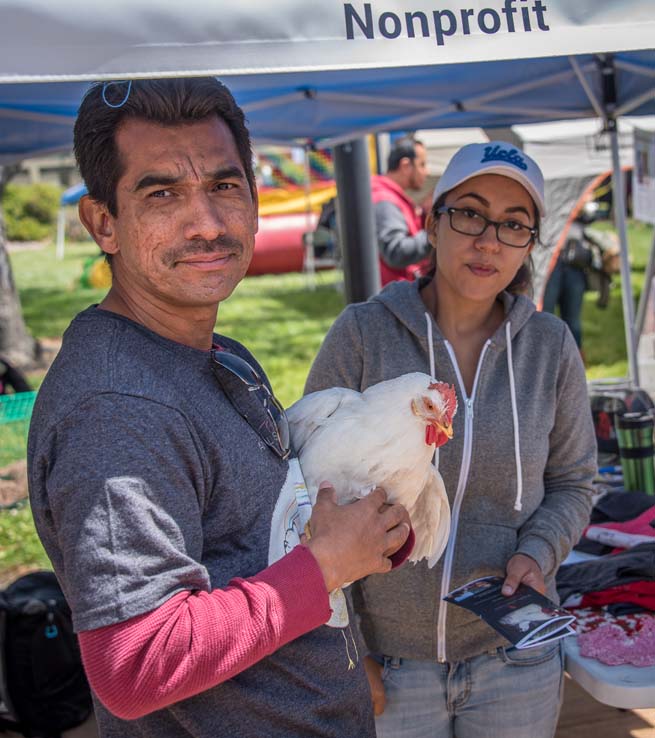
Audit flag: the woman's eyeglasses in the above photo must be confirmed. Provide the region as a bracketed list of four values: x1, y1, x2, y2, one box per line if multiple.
[436, 206, 537, 248]
[211, 349, 290, 460]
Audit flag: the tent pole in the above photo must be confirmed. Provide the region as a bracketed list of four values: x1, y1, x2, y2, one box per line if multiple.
[333, 138, 380, 303]
[635, 227, 655, 344]
[302, 145, 317, 290]
[56, 208, 66, 260]
[609, 125, 640, 386]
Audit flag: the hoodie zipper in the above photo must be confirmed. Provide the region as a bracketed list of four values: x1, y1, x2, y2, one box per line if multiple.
[436, 338, 491, 663]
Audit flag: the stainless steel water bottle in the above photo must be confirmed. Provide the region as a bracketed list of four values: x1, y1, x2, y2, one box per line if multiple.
[614, 412, 655, 495]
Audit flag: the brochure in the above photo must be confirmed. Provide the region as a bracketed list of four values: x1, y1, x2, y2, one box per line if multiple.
[444, 575, 576, 649]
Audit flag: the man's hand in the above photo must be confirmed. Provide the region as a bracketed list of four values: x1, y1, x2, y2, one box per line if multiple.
[363, 656, 386, 716]
[305, 482, 410, 592]
[502, 553, 545, 596]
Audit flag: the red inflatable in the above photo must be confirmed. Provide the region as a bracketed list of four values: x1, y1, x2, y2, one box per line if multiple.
[247, 213, 318, 276]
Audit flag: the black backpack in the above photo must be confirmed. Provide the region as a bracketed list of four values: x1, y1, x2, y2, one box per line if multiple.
[0, 571, 93, 737]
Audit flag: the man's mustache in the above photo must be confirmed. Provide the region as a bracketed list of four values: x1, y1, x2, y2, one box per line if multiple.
[164, 236, 245, 267]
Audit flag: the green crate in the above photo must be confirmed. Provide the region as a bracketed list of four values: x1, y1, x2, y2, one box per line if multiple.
[0, 391, 37, 467]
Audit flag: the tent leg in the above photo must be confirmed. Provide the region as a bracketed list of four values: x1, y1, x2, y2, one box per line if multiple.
[609, 127, 640, 387]
[302, 146, 316, 291]
[635, 227, 655, 345]
[55, 209, 66, 260]
[333, 138, 380, 304]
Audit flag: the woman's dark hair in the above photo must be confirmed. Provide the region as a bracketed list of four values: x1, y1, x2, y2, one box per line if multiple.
[428, 191, 540, 298]
[73, 78, 255, 217]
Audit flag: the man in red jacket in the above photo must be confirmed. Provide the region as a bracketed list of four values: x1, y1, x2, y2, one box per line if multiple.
[371, 137, 431, 285]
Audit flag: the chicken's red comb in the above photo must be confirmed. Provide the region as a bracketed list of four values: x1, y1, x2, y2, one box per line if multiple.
[428, 382, 458, 421]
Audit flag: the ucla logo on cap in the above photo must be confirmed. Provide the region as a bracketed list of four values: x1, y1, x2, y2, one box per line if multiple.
[481, 145, 528, 171]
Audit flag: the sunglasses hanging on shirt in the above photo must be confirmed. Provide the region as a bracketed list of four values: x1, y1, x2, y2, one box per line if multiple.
[210, 349, 291, 461]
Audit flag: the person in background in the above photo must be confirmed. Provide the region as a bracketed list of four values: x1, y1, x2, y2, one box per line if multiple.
[28, 77, 411, 738]
[306, 141, 596, 738]
[541, 201, 598, 349]
[372, 136, 432, 286]
[542, 200, 620, 355]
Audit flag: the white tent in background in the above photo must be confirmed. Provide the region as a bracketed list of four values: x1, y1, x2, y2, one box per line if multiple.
[517, 116, 655, 305]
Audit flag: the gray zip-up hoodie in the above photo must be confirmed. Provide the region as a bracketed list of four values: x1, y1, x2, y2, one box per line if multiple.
[305, 279, 596, 662]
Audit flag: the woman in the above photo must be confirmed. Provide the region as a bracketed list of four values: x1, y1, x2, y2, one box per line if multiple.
[304, 142, 596, 738]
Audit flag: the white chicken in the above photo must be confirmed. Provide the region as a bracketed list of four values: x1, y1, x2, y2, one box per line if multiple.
[286, 372, 457, 568]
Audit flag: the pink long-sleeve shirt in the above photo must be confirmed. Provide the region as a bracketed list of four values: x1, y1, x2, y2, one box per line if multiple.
[78, 545, 330, 720]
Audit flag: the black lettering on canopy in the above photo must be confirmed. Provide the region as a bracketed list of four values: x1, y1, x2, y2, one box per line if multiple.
[344, 2, 374, 39]
[479, 8, 501, 33]
[405, 11, 430, 38]
[433, 10, 457, 46]
[379, 11, 402, 39]
[343, 2, 551, 44]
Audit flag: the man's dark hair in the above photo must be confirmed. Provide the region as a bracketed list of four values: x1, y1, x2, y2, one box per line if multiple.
[387, 137, 423, 172]
[73, 77, 255, 216]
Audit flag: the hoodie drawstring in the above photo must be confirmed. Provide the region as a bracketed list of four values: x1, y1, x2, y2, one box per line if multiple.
[425, 314, 436, 379]
[424, 312, 523, 512]
[505, 321, 523, 512]
[425, 314, 439, 469]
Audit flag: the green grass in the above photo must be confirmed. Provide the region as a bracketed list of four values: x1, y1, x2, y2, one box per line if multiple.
[0, 505, 51, 579]
[9, 242, 108, 339]
[581, 220, 653, 380]
[218, 271, 344, 406]
[1, 221, 653, 581]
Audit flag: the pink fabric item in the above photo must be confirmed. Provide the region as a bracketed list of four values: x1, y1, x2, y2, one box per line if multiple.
[583, 504, 655, 552]
[389, 526, 415, 569]
[78, 545, 330, 720]
[578, 615, 655, 666]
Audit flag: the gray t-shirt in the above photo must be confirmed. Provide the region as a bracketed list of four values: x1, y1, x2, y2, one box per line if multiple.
[28, 306, 374, 738]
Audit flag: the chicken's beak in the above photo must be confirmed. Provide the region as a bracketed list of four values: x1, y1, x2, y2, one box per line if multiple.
[434, 421, 453, 440]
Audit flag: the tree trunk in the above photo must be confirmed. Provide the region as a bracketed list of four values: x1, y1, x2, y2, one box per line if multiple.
[0, 165, 39, 368]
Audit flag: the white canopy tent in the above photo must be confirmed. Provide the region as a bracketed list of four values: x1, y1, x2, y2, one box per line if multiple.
[0, 1, 652, 83]
[0, 0, 654, 384]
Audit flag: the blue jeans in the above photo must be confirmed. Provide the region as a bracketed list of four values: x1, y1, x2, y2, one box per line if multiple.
[542, 260, 586, 348]
[374, 642, 564, 738]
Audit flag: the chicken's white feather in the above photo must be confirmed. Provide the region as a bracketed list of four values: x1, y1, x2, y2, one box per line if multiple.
[287, 372, 456, 567]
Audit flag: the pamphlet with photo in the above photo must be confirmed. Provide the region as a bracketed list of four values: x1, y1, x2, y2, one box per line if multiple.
[444, 575, 576, 649]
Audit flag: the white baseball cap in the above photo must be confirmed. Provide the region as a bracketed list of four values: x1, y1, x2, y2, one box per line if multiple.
[433, 141, 546, 216]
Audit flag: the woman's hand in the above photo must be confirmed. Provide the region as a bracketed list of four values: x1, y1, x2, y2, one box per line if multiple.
[363, 655, 387, 716]
[502, 553, 545, 596]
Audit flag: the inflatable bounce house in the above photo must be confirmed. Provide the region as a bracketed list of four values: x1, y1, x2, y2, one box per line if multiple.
[252, 145, 336, 275]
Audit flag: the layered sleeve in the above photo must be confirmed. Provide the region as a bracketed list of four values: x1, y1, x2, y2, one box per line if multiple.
[31, 393, 331, 718]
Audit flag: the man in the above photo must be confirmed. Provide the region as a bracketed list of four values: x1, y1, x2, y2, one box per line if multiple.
[27, 78, 411, 738]
[371, 137, 432, 285]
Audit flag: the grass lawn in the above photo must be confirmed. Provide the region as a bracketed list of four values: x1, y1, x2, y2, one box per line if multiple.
[582, 219, 654, 379]
[1, 220, 653, 582]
